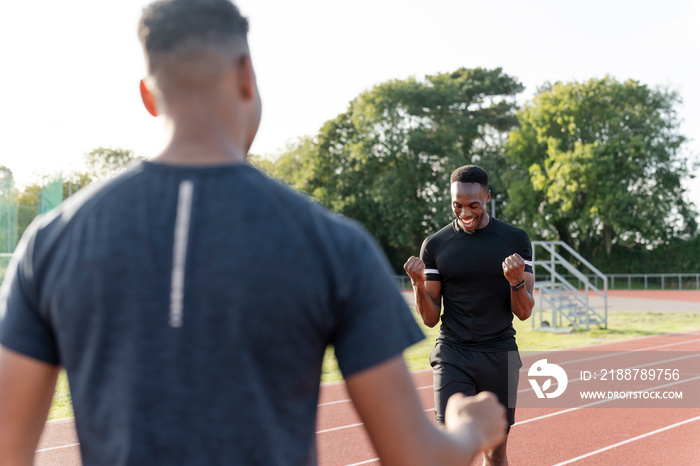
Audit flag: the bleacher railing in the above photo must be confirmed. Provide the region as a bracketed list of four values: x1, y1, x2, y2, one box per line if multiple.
[532, 241, 608, 330]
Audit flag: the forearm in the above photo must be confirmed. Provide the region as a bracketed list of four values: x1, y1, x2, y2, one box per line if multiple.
[430, 428, 482, 465]
[346, 356, 492, 466]
[0, 347, 59, 465]
[510, 288, 534, 320]
[413, 283, 441, 327]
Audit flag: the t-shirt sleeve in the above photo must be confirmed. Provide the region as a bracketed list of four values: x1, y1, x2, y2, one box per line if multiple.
[0, 226, 60, 365]
[520, 230, 533, 274]
[419, 237, 441, 282]
[331, 224, 424, 379]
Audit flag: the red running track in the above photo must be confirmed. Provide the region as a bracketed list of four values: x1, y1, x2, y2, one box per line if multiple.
[605, 290, 700, 302]
[33, 285, 700, 465]
[34, 329, 700, 465]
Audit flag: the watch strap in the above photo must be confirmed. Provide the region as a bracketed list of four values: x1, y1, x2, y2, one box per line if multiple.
[510, 280, 525, 291]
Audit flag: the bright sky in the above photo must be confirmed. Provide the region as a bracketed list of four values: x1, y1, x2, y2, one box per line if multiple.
[2, 0, 699, 215]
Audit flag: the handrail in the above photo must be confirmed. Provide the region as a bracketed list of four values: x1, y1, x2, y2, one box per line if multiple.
[544, 262, 605, 300]
[538, 264, 595, 302]
[552, 241, 607, 283]
[531, 240, 608, 330]
[536, 246, 606, 299]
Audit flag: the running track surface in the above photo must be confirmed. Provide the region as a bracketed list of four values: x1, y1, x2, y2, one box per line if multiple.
[35, 292, 700, 465]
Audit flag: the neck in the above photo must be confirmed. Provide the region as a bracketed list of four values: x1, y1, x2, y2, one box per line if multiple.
[152, 111, 249, 166]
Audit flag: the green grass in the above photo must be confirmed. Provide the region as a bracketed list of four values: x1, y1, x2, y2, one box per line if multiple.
[515, 311, 700, 351]
[50, 311, 700, 419]
[48, 371, 73, 420]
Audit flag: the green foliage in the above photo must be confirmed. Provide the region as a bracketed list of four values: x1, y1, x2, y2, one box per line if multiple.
[505, 76, 698, 261]
[264, 68, 523, 270]
[9, 147, 141, 251]
[84, 147, 143, 181]
[40, 175, 63, 214]
[16, 184, 41, 241]
[250, 136, 316, 191]
[62, 172, 93, 199]
[0, 167, 17, 253]
[599, 236, 700, 273]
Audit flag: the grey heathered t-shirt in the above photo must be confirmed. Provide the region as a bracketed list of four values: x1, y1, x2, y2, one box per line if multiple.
[0, 161, 423, 465]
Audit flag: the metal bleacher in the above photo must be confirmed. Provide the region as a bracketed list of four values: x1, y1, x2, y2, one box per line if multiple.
[532, 241, 608, 331]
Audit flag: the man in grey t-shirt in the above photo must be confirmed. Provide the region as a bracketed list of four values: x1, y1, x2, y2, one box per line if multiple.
[0, 1, 507, 464]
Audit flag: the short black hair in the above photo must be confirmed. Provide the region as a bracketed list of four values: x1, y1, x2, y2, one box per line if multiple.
[450, 165, 489, 190]
[138, 0, 249, 58]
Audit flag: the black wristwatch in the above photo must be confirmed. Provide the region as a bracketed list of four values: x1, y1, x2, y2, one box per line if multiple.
[510, 280, 525, 291]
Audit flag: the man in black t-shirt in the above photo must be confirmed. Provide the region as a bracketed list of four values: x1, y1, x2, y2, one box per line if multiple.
[405, 165, 534, 466]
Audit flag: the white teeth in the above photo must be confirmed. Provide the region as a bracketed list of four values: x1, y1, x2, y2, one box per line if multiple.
[461, 217, 476, 228]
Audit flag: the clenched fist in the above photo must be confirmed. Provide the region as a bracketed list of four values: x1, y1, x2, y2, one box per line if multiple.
[445, 391, 507, 453]
[502, 253, 525, 287]
[403, 256, 426, 286]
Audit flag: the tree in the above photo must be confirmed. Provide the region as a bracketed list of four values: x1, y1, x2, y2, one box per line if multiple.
[0, 167, 17, 253]
[505, 76, 697, 259]
[272, 68, 523, 269]
[16, 184, 41, 241]
[250, 136, 316, 191]
[10, 148, 142, 246]
[84, 147, 143, 181]
[62, 172, 93, 200]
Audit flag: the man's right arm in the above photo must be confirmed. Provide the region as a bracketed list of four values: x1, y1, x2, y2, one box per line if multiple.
[403, 256, 442, 327]
[345, 354, 507, 465]
[0, 346, 59, 465]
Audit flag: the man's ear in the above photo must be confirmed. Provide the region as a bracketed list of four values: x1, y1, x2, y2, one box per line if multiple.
[237, 55, 256, 101]
[140, 79, 158, 117]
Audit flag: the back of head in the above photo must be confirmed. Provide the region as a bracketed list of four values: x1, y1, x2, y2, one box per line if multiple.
[138, 0, 261, 159]
[450, 165, 489, 190]
[138, 0, 251, 103]
[139, 0, 249, 70]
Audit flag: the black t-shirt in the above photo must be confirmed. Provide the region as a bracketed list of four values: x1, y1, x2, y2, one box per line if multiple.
[420, 217, 533, 351]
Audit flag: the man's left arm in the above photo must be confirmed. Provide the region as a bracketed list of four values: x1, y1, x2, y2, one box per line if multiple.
[0, 346, 59, 465]
[502, 254, 534, 321]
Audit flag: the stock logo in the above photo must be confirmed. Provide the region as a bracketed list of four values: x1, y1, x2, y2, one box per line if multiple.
[528, 359, 568, 399]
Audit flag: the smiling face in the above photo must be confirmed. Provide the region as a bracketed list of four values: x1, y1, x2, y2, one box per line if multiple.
[451, 182, 491, 233]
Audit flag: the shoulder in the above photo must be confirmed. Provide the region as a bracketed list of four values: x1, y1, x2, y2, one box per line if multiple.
[26, 165, 146, 246]
[491, 217, 531, 242]
[489, 218, 532, 260]
[245, 170, 384, 266]
[420, 221, 459, 259]
[423, 221, 458, 246]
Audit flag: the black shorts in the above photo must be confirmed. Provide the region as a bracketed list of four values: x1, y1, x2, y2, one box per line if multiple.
[429, 342, 521, 432]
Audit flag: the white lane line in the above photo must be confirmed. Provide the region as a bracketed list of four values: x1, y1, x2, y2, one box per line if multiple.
[317, 422, 365, 434]
[333, 413, 435, 466]
[515, 330, 700, 354]
[45, 418, 75, 425]
[36, 442, 80, 453]
[551, 415, 700, 465]
[318, 399, 353, 407]
[316, 408, 432, 435]
[346, 459, 380, 465]
[549, 330, 700, 352]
